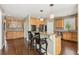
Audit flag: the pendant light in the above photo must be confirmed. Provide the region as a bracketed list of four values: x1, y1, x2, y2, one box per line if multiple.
[40, 10, 44, 21]
[49, 4, 54, 19]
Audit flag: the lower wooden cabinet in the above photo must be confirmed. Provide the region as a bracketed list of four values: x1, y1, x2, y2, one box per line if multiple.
[55, 36, 61, 55]
[63, 32, 77, 42]
[72, 32, 77, 42]
[6, 32, 24, 40]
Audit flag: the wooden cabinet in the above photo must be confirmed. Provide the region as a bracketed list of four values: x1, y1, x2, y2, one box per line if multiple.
[63, 32, 71, 41]
[6, 19, 24, 29]
[30, 17, 37, 25]
[30, 17, 45, 31]
[6, 32, 24, 39]
[72, 32, 77, 42]
[55, 18, 64, 29]
[63, 32, 77, 42]
[55, 36, 61, 55]
[6, 16, 24, 40]
[30, 17, 44, 27]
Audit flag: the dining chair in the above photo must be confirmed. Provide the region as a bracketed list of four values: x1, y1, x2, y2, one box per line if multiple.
[34, 32, 48, 55]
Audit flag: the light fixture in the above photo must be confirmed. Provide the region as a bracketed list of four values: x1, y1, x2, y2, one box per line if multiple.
[40, 18, 43, 21]
[49, 4, 54, 19]
[50, 14, 54, 18]
[40, 10, 44, 21]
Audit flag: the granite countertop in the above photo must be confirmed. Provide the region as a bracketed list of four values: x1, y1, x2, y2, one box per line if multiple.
[7, 28, 24, 32]
[54, 30, 77, 32]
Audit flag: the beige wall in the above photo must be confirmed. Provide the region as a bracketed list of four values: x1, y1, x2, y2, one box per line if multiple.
[78, 6, 79, 54]
[0, 8, 3, 49]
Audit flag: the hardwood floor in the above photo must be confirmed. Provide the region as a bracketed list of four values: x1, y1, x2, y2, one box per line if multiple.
[61, 40, 77, 55]
[0, 38, 78, 55]
[0, 38, 39, 55]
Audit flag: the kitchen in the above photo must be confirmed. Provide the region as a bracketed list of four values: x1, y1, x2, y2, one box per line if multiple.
[0, 4, 78, 55]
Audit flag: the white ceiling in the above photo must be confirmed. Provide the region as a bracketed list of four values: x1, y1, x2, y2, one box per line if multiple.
[0, 4, 77, 18]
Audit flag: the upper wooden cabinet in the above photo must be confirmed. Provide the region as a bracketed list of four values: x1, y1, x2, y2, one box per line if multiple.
[6, 17, 24, 31]
[30, 17, 44, 27]
[55, 18, 64, 29]
[30, 17, 37, 25]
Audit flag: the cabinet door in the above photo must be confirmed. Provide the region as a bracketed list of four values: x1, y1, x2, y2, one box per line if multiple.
[30, 19, 37, 25]
[63, 33, 67, 40]
[6, 32, 14, 39]
[66, 33, 71, 40]
[55, 20, 59, 28]
[63, 32, 71, 41]
[55, 18, 64, 29]
[72, 32, 77, 42]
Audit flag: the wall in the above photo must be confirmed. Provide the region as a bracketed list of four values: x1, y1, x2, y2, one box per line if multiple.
[0, 9, 3, 49]
[78, 6, 79, 54]
[64, 16, 75, 31]
[78, 15, 79, 54]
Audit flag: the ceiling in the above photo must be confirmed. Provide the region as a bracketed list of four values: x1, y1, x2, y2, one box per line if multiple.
[0, 4, 77, 18]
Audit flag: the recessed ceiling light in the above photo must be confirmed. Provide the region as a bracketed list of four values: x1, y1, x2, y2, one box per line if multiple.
[40, 10, 43, 21]
[50, 4, 54, 7]
[40, 10, 43, 12]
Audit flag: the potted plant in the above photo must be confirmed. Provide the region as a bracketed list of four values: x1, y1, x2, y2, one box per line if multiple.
[65, 21, 71, 31]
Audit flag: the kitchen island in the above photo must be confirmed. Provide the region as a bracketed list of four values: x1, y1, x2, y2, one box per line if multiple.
[55, 30, 77, 42]
[40, 32, 61, 55]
